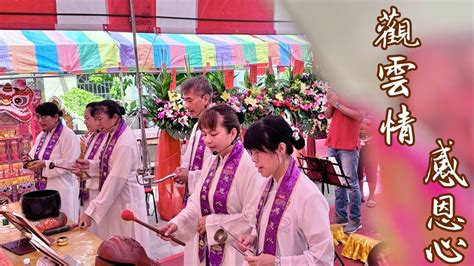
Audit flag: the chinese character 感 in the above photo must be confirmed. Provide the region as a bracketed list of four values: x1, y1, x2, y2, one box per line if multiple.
[378, 55, 417, 97]
[424, 139, 470, 188]
[379, 103, 417, 146]
[425, 237, 468, 264]
[373, 6, 421, 49]
[426, 194, 466, 232]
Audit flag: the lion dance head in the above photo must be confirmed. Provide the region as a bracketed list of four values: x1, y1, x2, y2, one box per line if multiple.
[0, 80, 34, 122]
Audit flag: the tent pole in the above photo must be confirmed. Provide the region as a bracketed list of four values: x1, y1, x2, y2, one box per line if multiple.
[129, 0, 149, 175]
[119, 67, 125, 106]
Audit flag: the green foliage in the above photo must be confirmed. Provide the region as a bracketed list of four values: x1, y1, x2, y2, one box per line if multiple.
[89, 74, 133, 100]
[60, 87, 104, 117]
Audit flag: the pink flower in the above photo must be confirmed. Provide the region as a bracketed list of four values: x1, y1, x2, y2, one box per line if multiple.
[155, 98, 162, 104]
[318, 113, 325, 120]
[249, 106, 256, 111]
[157, 112, 165, 119]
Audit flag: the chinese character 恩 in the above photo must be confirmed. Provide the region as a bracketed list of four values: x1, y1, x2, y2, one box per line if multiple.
[378, 55, 417, 97]
[379, 103, 417, 146]
[426, 194, 466, 232]
[425, 237, 468, 264]
[373, 6, 421, 49]
[424, 139, 470, 188]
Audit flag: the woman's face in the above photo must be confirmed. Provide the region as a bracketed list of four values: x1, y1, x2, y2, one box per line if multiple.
[84, 108, 99, 133]
[95, 111, 119, 133]
[201, 115, 237, 156]
[248, 149, 280, 177]
[36, 114, 59, 132]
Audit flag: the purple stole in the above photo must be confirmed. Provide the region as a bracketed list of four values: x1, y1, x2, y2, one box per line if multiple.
[79, 132, 106, 203]
[255, 158, 300, 256]
[198, 142, 244, 265]
[99, 120, 127, 191]
[33, 122, 64, 190]
[190, 133, 206, 171]
[183, 133, 206, 204]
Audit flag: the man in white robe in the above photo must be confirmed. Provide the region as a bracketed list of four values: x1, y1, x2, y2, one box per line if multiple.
[178, 123, 214, 192]
[29, 122, 80, 223]
[174, 75, 214, 195]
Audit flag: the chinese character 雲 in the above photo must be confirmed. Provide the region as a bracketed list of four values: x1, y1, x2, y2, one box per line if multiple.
[373, 6, 421, 50]
[379, 103, 417, 146]
[424, 139, 470, 188]
[426, 194, 466, 232]
[378, 55, 417, 97]
[425, 237, 468, 264]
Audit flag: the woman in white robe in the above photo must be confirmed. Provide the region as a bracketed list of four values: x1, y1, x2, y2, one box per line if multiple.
[159, 104, 264, 266]
[74, 100, 150, 255]
[27, 102, 80, 223]
[240, 115, 334, 266]
[78, 102, 107, 236]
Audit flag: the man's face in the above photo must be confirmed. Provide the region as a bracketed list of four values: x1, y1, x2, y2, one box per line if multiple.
[182, 88, 209, 118]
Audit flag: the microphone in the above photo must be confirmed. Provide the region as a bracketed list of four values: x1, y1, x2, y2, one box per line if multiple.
[121, 209, 185, 246]
[212, 138, 237, 156]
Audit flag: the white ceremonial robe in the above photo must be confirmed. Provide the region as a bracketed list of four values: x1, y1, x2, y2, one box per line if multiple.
[84, 126, 150, 255]
[29, 123, 80, 223]
[253, 173, 334, 266]
[171, 149, 264, 266]
[181, 123, 214, 194]
[80, 133, 107, 236]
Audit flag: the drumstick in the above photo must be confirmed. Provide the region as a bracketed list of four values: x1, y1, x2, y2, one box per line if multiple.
[121, 209, 185, 246]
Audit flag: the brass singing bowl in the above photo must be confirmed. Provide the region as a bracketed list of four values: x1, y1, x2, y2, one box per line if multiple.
[213, 227, 254, 257]
[214, 228, 228, 244]
[23, 159, 38, 169]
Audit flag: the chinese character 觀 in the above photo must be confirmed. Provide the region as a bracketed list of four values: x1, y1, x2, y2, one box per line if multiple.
[373, 6, 421, 49]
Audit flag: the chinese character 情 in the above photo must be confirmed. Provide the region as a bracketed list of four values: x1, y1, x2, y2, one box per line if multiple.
[426, 194, 466, 232]
[378, 55, 417, 97]
[373, 6, 421, 49]
[424, 139, 470, 188]
[425, 237, 468, 264]
[379, 103, 417, 146]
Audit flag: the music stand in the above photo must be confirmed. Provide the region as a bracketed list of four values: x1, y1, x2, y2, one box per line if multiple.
[0, 210, 52, 252]
[0, 210, 77, 265]
[297, 155, 351, 194]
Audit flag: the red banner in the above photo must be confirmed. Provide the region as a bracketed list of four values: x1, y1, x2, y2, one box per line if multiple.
[224, 69, 234, 89]
[170, 68, 177, 91]
[197, 0, 275, 34]
[0, 0, 57, 30]
[249, 64, 258, 84]
[293, 59, 304, 75]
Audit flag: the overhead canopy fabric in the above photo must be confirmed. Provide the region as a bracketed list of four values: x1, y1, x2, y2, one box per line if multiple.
[0, 30, 312, 75]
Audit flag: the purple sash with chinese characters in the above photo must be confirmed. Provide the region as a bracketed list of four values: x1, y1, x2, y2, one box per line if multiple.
[183, 133, 206, 204]
[80, 133, 106, 203]
[256, 158, 300, 255]
[99, 120, 127, 191]
[198, 142, 244, 265]
[191, 134, 206, 171]
[33, 122, 64, 190]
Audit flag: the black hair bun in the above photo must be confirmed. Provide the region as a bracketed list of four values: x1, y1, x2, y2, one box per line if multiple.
[236, 111, 245, 124]
[58, 110, 63, 117]
[291, 134, 305, 150]
[119, 106, 126, 115]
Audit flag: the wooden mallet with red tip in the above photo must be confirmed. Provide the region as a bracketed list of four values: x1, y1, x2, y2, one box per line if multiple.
[121, 209, 185, 246]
